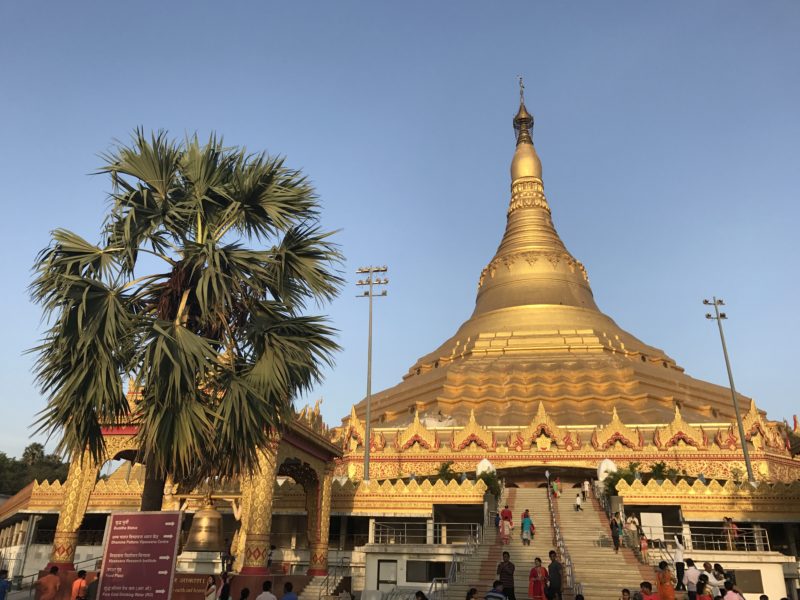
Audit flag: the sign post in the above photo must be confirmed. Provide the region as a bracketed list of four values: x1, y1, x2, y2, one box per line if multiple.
[98, 511, 182, 600]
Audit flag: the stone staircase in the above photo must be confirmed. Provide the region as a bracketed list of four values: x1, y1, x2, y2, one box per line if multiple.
[555, 492, 654, 598]
[298, 574, 344, 600]
[446, 488, 556, 600]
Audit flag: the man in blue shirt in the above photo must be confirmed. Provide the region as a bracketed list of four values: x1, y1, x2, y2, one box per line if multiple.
[0, 569, 12, 600]
[282, 581, 298, 600]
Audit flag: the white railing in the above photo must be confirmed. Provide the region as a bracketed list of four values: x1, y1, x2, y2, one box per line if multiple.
[644, 525, 770, 553]
[373, 522, 482, 546]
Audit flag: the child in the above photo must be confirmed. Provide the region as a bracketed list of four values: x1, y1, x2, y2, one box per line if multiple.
[575, 493, 583, 511]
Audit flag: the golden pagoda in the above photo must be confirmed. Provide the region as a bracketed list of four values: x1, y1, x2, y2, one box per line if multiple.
[337, 88, 799, 484]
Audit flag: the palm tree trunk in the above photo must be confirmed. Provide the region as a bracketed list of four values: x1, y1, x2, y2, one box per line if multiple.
[141, 461, 166, 511]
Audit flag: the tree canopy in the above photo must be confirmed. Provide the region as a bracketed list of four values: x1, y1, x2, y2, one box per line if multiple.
[30, 130, 341, 507]
[0, 443, 68, 495]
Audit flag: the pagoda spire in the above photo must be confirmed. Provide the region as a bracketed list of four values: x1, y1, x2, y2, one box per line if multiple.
[471, 88, 598, 315]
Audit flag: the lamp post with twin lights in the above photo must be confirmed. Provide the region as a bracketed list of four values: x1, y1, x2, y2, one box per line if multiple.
[704, 297, 756, 485]
[357, 266, 388, 482]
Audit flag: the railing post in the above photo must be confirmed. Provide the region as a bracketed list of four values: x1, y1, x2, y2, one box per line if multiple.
[368, 518, 376, 544]
[682, 523, 693, 551]
[426, 520, 434, 545]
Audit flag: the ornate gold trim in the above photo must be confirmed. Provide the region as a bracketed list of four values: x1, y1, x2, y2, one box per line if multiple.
[396, 410, 439, 451]
[654, 405, 707, 450]
[592, 407, 643, 450]
[451, 410, 495, 451]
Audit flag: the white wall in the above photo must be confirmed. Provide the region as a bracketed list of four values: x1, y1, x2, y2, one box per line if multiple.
[681, 551, 795, 600]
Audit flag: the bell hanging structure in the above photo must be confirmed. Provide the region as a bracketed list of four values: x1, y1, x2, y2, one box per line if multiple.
[184, 497, 225, 552]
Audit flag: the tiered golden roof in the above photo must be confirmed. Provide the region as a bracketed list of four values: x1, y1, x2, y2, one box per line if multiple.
[349, 91, 760, 429]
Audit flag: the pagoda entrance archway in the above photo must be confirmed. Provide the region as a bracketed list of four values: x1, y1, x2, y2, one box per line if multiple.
[235, 422, 340, 576]
[48, 430, 138, 570]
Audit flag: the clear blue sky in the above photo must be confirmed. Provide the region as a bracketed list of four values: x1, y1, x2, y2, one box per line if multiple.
[1, 2, 798, 457]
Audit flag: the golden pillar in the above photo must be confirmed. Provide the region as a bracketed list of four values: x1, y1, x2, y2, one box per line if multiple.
[239, 445, 278, 575]
[306, 466, 334, 576]
[49, 454, 99, 569]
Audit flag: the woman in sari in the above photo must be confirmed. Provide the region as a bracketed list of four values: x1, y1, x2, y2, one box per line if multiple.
[529, 557, 548, 600]
[656, 561, 676, 600]
[500, 515, 512, 544]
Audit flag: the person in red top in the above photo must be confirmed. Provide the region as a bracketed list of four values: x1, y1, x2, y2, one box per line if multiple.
[499, 505, 513, 544]
[639, 582, 659, 600]
[500, 505, 513, 522]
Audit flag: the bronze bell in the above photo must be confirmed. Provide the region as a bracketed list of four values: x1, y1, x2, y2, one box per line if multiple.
[184, 498, 225, 552]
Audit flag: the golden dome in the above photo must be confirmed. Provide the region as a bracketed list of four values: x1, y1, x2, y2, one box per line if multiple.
[348, 94, 749, 431]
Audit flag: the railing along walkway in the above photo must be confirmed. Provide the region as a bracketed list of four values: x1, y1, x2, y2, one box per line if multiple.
[546, 485, 580, 596]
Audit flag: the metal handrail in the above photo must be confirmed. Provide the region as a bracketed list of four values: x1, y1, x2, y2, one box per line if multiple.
[373, 522, 482, 546]
[31, 529, 105, 546]
[546, 485, 580, 595]
[18, 555, 99, 597]
[643, 524, 770, 553]
[318, 555, 351, 600]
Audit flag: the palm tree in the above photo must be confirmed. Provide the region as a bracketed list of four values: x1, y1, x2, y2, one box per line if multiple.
[30, 130, 342, 510]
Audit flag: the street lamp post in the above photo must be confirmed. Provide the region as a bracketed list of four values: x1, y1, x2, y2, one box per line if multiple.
[357, 266, 388, 482]
[704, 297, 756, 485]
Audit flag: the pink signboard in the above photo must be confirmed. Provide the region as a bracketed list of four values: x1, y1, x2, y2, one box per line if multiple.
[98, 511, 182, 600]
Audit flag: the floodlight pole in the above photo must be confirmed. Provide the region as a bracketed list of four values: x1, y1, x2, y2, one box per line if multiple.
[357, 266, 388, 482]
[704, 297, 755, 485]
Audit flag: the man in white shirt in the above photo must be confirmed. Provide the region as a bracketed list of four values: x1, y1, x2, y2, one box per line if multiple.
[673, 535, 685, 591]
[682, 559, 701, 600]
[702, 562, 725, 597]
[256, 580, 277, 600]
[582, 479, 590, 501]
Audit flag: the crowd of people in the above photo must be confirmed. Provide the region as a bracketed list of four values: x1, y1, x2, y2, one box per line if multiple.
[463, 550, 564, 600]
[204, 573, 297, 600]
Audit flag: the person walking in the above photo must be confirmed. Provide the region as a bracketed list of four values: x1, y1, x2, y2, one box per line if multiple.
[496, 551, 516, 600]
[528, 557, 548, 600]
[282, 582, 298, 600]
[206, 576, 218, 600]
[610, 512, 624, 554]
[521, 511, 534, 546]
[500, 505, 513, 545]
[256, 580, 277, 600]
[701, 563, 725, 597]
[696, 582, 713, 600]
[626, 512, 641, 548]
[673, 535, 685, 591]
[582, 479, 591, 501]
[682, 559, 701, 600]
[86, 567, 100, 600]
[0, 570, 11, 600]
[639, 582, 659, 600]
[722, 582, 745, 600]
[37, 566, 61, 600]
[574, 493, 583, 512]
[546, 550, 563, 600]
[640, 534, 650, 563]
[656, 561, 676, 600]
[71, 570, 89, 600]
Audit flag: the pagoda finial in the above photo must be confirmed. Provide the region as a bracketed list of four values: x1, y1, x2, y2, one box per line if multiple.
[513, 79, 534, 147]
